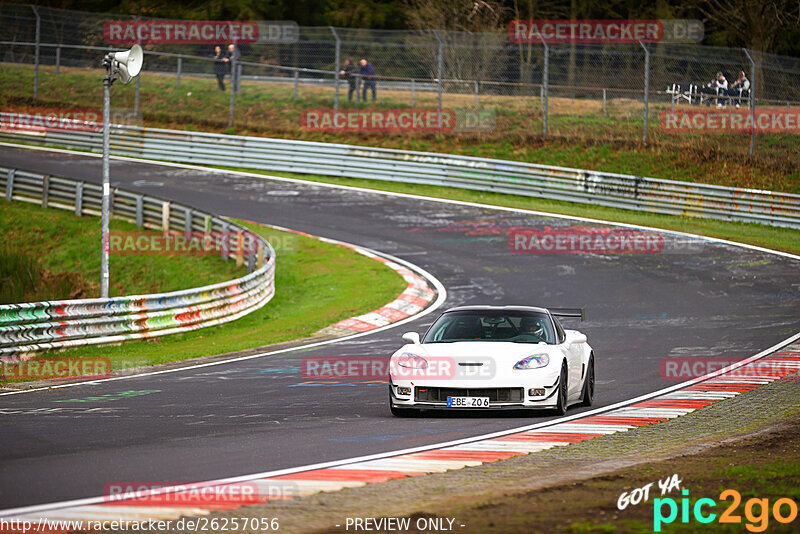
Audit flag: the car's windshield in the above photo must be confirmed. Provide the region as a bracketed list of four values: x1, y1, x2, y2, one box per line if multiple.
[423, 311, 555, 344]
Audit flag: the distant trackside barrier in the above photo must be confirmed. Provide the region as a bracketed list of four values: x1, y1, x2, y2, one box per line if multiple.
[0, 165, 276, 359]
[1, 115, 798, 229]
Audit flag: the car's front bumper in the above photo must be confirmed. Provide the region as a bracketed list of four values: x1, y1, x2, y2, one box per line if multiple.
[389, 374, 561, 410]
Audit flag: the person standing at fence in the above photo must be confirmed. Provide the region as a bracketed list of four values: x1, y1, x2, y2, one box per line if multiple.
[228, 44, 241, 92]
[340, 59, 358, 102]
[213, 45, 229, 91]
[359, 58, 376, 102]
[726, 71, 750, 108]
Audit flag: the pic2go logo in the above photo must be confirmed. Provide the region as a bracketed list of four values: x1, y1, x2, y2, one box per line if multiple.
[654, 489, 798, 532]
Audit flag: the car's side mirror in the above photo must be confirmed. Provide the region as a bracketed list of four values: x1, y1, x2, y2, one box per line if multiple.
[402, 332, 421, 344]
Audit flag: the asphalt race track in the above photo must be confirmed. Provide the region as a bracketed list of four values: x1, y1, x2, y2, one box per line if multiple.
[1, 145, 798, 510]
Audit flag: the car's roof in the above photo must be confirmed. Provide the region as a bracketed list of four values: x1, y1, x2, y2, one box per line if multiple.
[443, 305, 550, 314]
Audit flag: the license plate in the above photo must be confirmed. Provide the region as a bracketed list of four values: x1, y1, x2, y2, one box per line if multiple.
[446, 396, 490, 408]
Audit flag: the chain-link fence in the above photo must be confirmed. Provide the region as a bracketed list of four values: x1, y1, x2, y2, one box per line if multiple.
[2, 3, 799, 161]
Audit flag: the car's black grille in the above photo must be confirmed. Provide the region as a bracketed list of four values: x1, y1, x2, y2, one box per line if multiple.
[415, 387, 524, 403]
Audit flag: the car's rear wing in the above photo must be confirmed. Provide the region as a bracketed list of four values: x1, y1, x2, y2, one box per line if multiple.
[549, 308, 586, 321]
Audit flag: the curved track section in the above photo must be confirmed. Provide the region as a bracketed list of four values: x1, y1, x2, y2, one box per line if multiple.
[0, 145, 798, 510]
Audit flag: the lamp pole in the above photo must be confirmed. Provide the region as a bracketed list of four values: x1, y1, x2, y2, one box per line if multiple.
[99, 45, 142, 298]
[101, 67, 112, 298]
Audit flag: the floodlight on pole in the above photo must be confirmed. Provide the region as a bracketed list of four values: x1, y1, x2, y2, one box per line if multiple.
[100, 44, 143, 298]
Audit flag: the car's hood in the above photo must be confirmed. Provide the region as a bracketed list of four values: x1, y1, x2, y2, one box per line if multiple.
[396, 341, 554, 360]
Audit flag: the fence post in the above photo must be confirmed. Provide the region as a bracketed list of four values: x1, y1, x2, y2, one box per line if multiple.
[237, 63, 242, 92]
[6, 169, 15, 201]
[788, 102, 791, 134]
[411, 78, 415, 107]
[330, 26, 340, 111]
[31, 5, 40, 100]
[228, 57, 236, 128]
[743, 48, 756, 158]
[75, 181, 83, 216]
[639, 41, 650, 144]
[55, 45, 61, 75]
[293, 69, 299, 100]
[603, 88, 607, 118]
[541, 37, 549, 137]
[433, 30, 443, 132]
[176, 57, 182, 88]
[474, 80, 479, 108]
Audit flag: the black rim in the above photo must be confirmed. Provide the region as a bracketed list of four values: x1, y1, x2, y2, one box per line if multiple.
[587, 361, 595, 400]
[559, 367, 567, 409]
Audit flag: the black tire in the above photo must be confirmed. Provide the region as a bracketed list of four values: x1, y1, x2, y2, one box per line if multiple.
[553, 363, 568, 415]
[580, 355, 595, 407]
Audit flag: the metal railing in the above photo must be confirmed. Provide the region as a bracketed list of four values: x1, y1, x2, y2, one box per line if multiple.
[1, 116, 798, 229]
[0, 165, 276, 358]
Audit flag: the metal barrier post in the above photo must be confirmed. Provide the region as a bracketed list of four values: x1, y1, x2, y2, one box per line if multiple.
[75, 181, 83, 216]
[743, 48, 756, 158]
[135, 195, 143, 227]
[184, 207, 193, 236]
[603, 88, 607, 117]
[176, 57, 182, 88]
[330, 27, 340, 111]
[640, 41, 650, 143]
[293, 69, 299, 100]
[55, 45, 61, 75]
[31, 5, 40, 100]
[41, 175, 49, 208]
[474, 80, 479, 107]
[411, 78, 415, 107]
[5, 169, 14, 201]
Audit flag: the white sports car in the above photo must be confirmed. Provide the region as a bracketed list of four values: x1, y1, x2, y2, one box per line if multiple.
[389, 305, 594, 416]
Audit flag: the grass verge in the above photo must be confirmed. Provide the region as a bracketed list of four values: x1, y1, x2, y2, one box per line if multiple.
[2, 63, 799, 193]
[220, 167, 800, 256]
[2, 217, 406, 381]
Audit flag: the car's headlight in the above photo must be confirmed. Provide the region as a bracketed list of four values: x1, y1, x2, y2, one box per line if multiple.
[514, 353, 550, 370]
[397, 353, 428, 369]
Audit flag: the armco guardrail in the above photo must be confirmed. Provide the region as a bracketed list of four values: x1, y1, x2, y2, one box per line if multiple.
[0, 165, 276, 358]
[1, 114, 799, 228]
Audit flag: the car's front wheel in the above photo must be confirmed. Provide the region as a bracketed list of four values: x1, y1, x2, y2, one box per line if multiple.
[553, 363, 568, 415]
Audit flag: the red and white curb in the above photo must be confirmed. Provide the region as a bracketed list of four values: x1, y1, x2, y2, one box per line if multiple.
[3, 342, 798, 527]
[258, 224, 436, 336]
